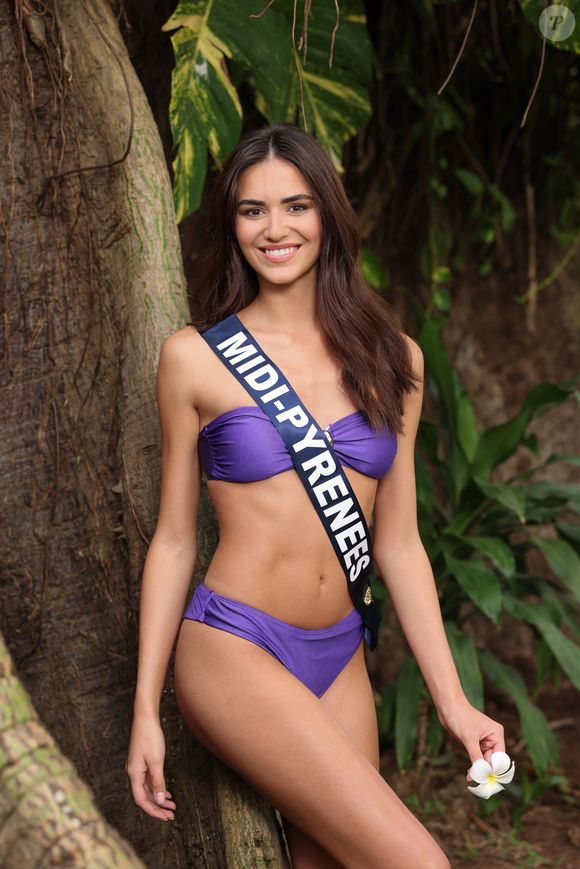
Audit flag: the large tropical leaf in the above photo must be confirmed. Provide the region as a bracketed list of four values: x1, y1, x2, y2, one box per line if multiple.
[163, 1, 243, 221]
[163, 0, 373, 219]
[246, 0, 373, 169]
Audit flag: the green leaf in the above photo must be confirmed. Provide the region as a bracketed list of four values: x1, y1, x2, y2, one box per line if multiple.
[445, 554, 503, 624]
[432, 265, 452, 284]
[360, 248, 389, 290]
[415, 450, 434, 512]
[479, 649, 559, 776]
[444, 622, 484, 709]
[163, 0, 243, 220]
[540, 583, 580, 640]
[432, 287, 451, 312]
[455, 168, 485, 197]
[456, 392, 479, 462]
[556, 521, 580, 549]
[418, 318, 456, 428]
[395, 657, 423, 770]
[534, 622, 580, 691]
[532, 536, 580, 602]
[489, 184, 517, 231]
[376, 683, 396, 739]
[523, 481, 580, 515]
[459, 536, 516, 578]
[517, 695, 560, 777]
[163, 0, 374, 219]
[535, 636, 555, 692]
[517, 1, 580, 55]
[544, 453, 580, 468]
[474, 477, 526, 523]
[503, 595, 580, 691]
[255, 0, 373, 169]
[472, 382, 572, 479]
[418, 319, 478, 501]
[418, 419, 440, 465]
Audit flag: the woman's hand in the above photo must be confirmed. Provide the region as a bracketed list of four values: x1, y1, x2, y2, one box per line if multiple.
[125, 712, 176, 820]
[436, 696, 506, 782]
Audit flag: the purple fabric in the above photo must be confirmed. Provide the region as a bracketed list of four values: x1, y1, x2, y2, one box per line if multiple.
[183, 581, 364, 698]
[198, 405, 397, 482]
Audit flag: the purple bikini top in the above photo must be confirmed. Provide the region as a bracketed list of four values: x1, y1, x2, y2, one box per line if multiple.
[198, 404, 397, 483]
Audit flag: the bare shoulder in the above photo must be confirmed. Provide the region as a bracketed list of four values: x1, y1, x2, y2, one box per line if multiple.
[401, 332, 424, 381]
[157, 325, 211, 404]
[160, 324, 205, 361]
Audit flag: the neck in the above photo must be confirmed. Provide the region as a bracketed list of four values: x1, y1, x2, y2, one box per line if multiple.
[245, 271, 319, 336]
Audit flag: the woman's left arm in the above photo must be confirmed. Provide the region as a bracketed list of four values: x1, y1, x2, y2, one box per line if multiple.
[372, 335, 505, 775]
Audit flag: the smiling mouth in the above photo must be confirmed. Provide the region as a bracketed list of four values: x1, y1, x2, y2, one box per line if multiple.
[258, 245, 302, 262]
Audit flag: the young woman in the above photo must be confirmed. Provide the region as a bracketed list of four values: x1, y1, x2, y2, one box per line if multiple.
[126, 123, 506, 868]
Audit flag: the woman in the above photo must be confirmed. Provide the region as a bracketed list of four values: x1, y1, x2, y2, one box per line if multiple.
[126, 123, 505, 868]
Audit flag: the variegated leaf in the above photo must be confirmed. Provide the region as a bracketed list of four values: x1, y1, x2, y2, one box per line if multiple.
[163, 0, 373, 219]
[163, 1, 243, 221]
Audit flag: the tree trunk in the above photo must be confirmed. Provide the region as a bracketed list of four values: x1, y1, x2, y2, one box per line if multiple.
[0, 1, 289, 865]
[0, 632, 145, 866]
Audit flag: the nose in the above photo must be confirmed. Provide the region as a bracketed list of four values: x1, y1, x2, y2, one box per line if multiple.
[263, 209, 289, 242]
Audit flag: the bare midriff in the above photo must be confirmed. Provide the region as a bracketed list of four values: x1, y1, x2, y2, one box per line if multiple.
[203, 467, 379, 629]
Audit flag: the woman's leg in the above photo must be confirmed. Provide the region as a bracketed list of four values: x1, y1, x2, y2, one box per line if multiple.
[174, 620, 451, 869]
[280, 640, 378, 868]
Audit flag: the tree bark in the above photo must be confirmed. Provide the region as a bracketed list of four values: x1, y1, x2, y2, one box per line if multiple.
[0, 631, 145, 867]
[0, 1, 289, 865]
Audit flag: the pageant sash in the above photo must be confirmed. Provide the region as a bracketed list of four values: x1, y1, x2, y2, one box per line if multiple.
[200, 313, 382, 651]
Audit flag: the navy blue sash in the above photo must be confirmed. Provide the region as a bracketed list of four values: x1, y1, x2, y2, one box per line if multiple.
[200, 312, 382, 651]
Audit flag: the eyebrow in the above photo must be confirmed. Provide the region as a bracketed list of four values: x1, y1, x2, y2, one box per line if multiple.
[237, 194, 315, 206]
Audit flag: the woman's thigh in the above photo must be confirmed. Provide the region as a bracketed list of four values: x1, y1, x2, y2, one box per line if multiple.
[281, 642, 450, 868]
[280, 642, 379, 868]
[174, 621, 450, 869]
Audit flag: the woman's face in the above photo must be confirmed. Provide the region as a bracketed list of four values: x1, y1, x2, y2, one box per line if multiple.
[234, 157, 322, 288]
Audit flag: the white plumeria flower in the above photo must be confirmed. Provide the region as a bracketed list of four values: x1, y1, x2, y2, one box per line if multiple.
[467, 751, 515, 799]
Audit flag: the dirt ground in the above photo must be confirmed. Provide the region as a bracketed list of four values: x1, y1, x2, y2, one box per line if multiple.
[379, 680, 580, 867]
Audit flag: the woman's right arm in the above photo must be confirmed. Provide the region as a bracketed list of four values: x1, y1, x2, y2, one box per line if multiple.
[126, 329, 203, 820]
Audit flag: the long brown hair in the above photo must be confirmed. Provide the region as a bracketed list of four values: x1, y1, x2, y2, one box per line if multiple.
[188, 123, 420, 433]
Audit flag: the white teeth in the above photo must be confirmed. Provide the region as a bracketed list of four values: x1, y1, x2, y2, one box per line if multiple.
[262, 246, 299, 257]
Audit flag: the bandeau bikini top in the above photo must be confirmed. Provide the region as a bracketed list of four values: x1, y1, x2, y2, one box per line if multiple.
[198, 404, 397, 483]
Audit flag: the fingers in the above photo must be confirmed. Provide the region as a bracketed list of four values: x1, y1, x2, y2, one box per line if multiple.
[465, 718, 505, 778]
[491, 721, 506, 755]
[464, 737, 484, 768]
[481, 720, 505, 763]
[147, 767, 172, 809]
[126, 763, 176, 821]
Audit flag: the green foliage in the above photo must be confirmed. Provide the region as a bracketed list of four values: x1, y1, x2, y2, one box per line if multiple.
[377, 312, 580, 789]
[394, 657, 424, 769]
[163, 0, 373, 220]
[384, 3, 580, 318]
[517, 1, 580, 54]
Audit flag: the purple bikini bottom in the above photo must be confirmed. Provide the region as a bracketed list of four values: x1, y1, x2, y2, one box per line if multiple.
[182, 581, 364, 698]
